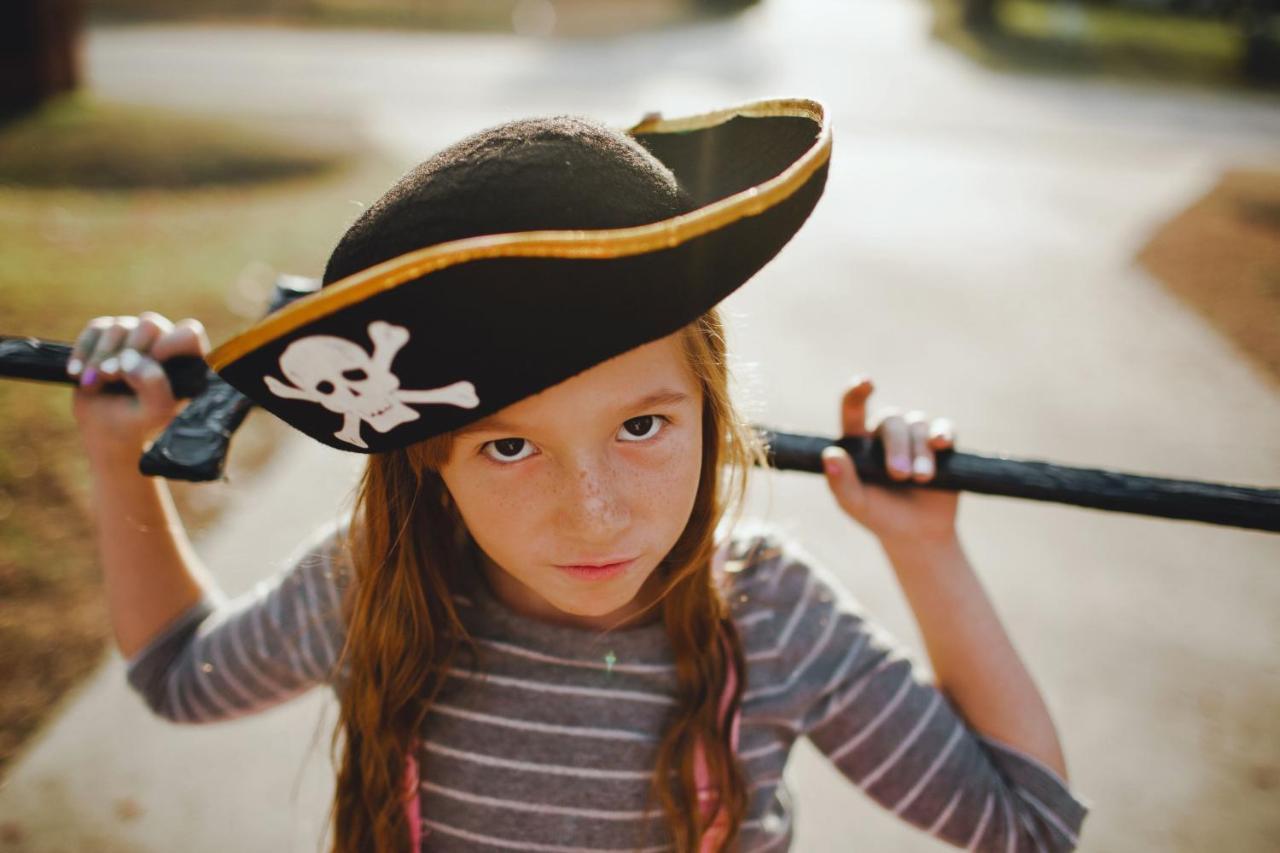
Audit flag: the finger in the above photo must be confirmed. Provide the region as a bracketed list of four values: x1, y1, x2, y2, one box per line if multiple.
[150, 318, 210, 363]
[875, 408, 912, 481]
[840, 376, 874, 437]
[82, 317, 135, 390]
[119, 312, 173, 374]
[121, 351, 179, 418]
[928, 417, 956, 449]
[821, 444, 865, 516]
[906, 412, 934, 482]
[67, 317, 111, 378]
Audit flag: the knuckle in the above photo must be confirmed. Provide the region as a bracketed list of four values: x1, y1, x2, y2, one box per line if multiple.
[133, 315, 165, 337]
[174, 318, 210, 350]
[110, 316, 139, 336]
[879, 405, 902, 418]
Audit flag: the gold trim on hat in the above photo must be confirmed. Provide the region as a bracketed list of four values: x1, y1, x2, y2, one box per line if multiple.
[208, 97, 830, 372]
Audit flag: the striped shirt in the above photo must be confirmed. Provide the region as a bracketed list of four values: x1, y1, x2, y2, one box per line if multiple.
[126, 516, 1090, 851]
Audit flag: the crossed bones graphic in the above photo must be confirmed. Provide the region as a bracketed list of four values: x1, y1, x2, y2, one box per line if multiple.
[264, 320, 479, 449]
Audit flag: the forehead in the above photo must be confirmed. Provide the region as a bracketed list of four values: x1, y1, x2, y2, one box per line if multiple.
[457, 332, 697, 435]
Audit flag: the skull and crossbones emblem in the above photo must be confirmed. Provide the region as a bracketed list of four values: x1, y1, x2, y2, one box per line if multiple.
[264, 320, 479, 449]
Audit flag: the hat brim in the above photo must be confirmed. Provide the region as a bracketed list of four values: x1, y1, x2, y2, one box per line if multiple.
[207, 97, 831, 453]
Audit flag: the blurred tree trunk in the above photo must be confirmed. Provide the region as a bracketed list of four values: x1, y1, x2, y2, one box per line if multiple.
[962, 0, 999, 31]
[1242, 0, 1280, 83]
[0, 0, 85, 121]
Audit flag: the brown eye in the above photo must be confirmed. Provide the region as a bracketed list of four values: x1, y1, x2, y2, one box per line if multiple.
[482, 437, 534, 464]
[619, 415, 666, 442]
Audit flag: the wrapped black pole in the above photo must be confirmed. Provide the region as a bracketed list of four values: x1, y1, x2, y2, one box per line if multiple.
[2, 333, 1278, 532]
[0, 336, 209, 397]
[756, 427, 1280, 534]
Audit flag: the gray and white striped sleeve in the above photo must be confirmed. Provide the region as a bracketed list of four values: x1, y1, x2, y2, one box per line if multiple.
[124, 516, 352, 723]
[761, 536, 1091, 851]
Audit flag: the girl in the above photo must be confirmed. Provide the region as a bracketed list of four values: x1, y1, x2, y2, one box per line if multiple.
[68, 100, 1088, 852]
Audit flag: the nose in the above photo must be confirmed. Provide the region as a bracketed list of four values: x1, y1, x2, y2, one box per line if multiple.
[557, 455, 631, 544]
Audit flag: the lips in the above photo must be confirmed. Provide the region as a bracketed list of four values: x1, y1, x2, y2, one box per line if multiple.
[556, 556, 637, 569]
[554, 557, 638, 581]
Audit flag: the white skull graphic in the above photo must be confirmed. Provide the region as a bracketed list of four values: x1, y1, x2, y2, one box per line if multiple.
[264, 320, 479, 449]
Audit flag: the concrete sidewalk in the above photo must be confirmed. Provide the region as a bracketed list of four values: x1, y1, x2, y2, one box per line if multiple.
[0, 436, 363, 852]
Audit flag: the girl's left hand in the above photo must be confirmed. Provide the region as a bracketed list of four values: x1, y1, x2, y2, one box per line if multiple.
[821, 376, 960, 546]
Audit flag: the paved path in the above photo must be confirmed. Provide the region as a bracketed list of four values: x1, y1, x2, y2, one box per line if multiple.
[2, 2, 1278, 849]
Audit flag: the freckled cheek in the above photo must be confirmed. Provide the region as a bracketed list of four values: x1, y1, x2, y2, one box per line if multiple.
[629, 430, 702, 514]
[450, 477, 540, 556]
[453, 431, 700, 538]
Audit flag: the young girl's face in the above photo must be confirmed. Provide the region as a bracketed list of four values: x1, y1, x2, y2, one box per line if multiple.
[437, 331, 704, 630]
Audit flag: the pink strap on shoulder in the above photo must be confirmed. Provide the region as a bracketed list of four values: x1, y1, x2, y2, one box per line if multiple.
[403, 747, 422, 850]
[692, 623, 741, 852]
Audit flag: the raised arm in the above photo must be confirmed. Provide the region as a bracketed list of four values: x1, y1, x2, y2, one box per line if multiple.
[880, 533, 1068, 780]
[70, 312, 221, 660]
[817, 375, 1067, 779]
[123, 516, 352, 722]
[763, 375, 1091, 850]
[740, 533, 1090, 852]
[69, 312, 352, 722]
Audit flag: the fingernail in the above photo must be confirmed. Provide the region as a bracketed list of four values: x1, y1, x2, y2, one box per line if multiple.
[913, 456, 934, 477]
[119, 349, 141, 372]
[81, 367, 97, 387]
[100, 357, 120, 374]
[821, 448, 842, 475]
[891, 454, 911, 473]
[66, 358, 82, 376]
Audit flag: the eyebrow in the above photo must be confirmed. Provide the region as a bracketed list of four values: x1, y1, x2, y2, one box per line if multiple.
[456, 388, 692, 437]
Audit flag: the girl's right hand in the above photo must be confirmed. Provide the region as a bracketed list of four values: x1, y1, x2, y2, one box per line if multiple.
[68, 312, 211, 462]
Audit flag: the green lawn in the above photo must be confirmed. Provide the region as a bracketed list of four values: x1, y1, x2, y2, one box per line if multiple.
[927, 0, 1271, 89]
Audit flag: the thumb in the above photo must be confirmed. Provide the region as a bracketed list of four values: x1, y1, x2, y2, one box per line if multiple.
[821, 445, 866, 518]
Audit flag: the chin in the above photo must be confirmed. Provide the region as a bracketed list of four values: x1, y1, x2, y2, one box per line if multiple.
[551, 593, 632, 618]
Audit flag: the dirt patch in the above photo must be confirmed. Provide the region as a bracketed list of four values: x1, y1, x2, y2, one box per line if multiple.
[0, 141, 402, 777]
[1137, 169, 1280, 387]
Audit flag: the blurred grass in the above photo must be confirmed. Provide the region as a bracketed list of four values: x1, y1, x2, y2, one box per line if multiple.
[1003, 0, 1240, 60]
[91, 0, 733, 37]
[0, 95, 353, 189]
[0, 102, 403, 773]
[926, 0, 1265, 89]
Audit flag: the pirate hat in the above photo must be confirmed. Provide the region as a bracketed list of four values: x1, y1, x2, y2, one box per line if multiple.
[206, 97, 831, 453]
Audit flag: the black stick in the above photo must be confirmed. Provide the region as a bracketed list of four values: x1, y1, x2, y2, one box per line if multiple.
[2, 335, 1277, 532]
[138, 275, 320, 481]
[756, 428, 1280, 534]
[0, 336, 210, 398]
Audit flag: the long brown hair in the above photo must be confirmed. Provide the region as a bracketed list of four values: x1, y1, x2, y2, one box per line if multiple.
[327, 306, 770, 851]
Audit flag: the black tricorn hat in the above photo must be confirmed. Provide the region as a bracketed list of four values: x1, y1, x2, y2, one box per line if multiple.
[207, 97, 831, 453]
